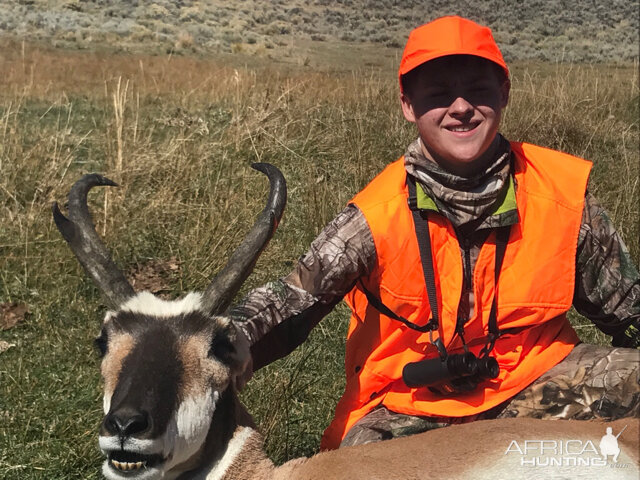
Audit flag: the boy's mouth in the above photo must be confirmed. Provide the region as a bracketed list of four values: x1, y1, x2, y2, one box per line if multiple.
[445, 122, 480, 133]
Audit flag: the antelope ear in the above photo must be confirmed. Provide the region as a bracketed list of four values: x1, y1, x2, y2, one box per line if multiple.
[229, 322, 253, 392]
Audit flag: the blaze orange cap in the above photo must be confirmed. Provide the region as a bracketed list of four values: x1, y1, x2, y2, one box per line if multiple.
[399, 16, 509, 91]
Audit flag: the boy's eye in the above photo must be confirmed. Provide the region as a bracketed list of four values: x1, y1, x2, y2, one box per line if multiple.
[471, 83, 494, 92]
[94, 329, 108, 357]
[421, 91, 452, 104]
[425, 89, 448, 97]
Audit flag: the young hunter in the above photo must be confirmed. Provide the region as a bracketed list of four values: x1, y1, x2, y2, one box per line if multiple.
[230, 16, 640, 449]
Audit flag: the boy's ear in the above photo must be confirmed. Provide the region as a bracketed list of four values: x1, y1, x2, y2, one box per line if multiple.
[401, 93, 417, 123]
[500, 78, 511, 108]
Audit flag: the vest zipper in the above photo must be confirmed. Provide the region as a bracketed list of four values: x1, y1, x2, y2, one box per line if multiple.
[456, 236, 473, 340]
[463, 238, 472, 292]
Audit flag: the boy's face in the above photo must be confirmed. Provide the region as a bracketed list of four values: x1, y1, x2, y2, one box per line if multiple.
[401, 55, 510, 176]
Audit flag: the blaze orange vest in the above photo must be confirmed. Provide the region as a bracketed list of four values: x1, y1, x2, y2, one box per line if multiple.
[321, 142, 592, 449]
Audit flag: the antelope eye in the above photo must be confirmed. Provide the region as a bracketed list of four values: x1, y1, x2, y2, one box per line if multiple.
[208, 336, 235, 364]
[94, 329, 108, 357]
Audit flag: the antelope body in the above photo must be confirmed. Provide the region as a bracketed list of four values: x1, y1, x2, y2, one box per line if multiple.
[54, 165, 639, 480]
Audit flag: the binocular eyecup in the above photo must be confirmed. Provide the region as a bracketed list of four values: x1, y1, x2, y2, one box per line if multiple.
[475, 355, 500, 379]
[402, 352, 499, 394]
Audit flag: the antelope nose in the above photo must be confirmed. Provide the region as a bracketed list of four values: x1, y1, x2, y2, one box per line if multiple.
[104, 408, 151, 437]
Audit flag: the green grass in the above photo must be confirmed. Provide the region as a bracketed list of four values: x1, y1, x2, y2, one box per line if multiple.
[0, 42, 638, 478]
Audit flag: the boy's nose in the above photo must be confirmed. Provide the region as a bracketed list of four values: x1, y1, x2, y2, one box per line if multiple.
[448, 96, 474, 116]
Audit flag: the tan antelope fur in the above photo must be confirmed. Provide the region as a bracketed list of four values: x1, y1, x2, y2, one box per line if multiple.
[54, 166, 639, 480]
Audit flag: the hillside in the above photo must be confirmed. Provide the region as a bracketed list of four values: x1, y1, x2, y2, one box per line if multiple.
[1, 0, 638, 62]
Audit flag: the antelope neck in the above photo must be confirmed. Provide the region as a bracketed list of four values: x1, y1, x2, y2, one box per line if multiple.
[176, 389, 269, 480]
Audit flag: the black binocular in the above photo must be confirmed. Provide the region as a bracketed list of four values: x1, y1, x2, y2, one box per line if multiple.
[402, 351, 499, 395]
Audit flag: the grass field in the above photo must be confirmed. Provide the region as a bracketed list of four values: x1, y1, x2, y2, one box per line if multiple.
[0, 39, 638, 479]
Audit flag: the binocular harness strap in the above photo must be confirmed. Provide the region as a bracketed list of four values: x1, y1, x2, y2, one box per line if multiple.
[358, 280, 436, 334]
[480, 225, 510, 357]
[359, 174, 511, 362]
[406, 175, 511, 359]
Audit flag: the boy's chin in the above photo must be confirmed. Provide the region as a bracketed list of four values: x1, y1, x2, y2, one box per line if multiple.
[434, 154, 492, 177]
[432, 141, 501, 177]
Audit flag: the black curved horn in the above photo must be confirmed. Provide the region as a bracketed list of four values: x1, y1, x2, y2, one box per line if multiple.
[53, 174, 135, 308]
[201, 163, 287, 315]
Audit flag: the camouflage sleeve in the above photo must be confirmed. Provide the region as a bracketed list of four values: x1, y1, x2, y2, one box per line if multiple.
[229, 204, 376, 370]
[574, 192, 640, 348]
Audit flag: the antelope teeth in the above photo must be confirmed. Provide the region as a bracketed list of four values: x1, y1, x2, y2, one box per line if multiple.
[111, 459, 146, 471]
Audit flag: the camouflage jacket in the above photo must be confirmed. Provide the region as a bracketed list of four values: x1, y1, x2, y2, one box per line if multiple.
[230, 149, 640, 370]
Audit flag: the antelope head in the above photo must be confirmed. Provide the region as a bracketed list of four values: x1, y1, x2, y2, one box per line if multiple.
[53, 164, 286, 480]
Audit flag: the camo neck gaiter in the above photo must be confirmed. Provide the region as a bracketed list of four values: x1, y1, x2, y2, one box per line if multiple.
[404, 135, 512, 228]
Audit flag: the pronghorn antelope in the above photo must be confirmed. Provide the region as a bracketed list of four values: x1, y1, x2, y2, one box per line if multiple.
[54, 165, 639, 480]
